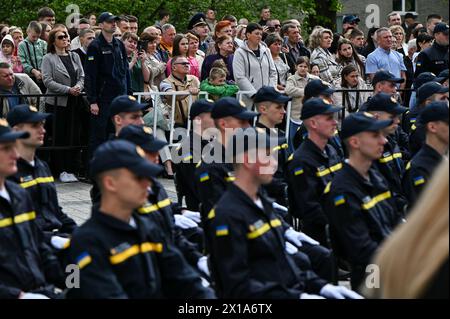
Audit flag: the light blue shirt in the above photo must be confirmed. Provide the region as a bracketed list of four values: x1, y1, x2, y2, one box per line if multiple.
[365, 47, 406, 78]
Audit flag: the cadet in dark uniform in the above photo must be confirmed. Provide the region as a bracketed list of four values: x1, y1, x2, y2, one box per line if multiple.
[407, 82, 448, 156]
[207, 127, 362, 299]
[361, 94, 409, 212]
[415, 23, 449, 77]
[85, 12, 132, 156]
[118, 125, 209, 277]
[403, 102, 449, 209]
[286, 98, 343, 246]
[0, 119, 65, 299]
[174, 99, 215, 211]
[324, 113, 402, 290]
[7, 105, 76, 247]
[254, 86, 291, 206]
[67, 140, 215, 299]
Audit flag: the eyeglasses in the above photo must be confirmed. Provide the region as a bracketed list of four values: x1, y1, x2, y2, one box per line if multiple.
[274, 25, 281, 28]
[175, 62, 190, 66]
[57, 34, 68, 40]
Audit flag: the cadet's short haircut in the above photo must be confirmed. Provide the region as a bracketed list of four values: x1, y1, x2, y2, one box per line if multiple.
[427, 14, 442, 22]
[209, 67, 227, 81]
[38, 7, 55, 19]
[27, 21, 42, 34]
[127, 15, 138, 23]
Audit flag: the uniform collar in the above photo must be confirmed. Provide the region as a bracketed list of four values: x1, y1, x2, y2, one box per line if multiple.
[91, 206, 139, 232]
[228, 183, 274, 216]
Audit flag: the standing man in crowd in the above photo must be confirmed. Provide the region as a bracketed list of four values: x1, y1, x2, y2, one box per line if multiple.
[258, 6, 271, 27]
[85, 12, 131, 157]
[37, 7, 56, 28]
[426, 14, 443, 36]
[159, 24, 176, 61]
[342, 15, 360, 35]
[387, 12, 402, 27]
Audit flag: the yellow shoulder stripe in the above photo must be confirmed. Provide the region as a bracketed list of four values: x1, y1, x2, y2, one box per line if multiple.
[361, 191, 392, 210]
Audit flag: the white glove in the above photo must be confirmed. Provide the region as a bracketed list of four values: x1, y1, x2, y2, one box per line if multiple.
[320, 284, 364, 299]
[285, 241, 299, 255]
[296, 232, 320, 246]
[272, 202, 288, 212]
[300, 293, 325, 299]
[197, 256, 210, 277]
[284, 228, 302, 247]
[174, 214, 198, 229]
[50, 235, 70, 250]
[20, 292, 50, 299]
[182, 210, 202, 223]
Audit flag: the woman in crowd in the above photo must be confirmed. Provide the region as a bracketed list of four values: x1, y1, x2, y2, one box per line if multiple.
[142, 32, 167, 89]
[0, 24, 9, 43]
[201, 35, 235, 82]
[310, 63, 320, 77]
[265, 33, 291, 91]
[336, 38, 366, 79]
[41, 29, 84, 182]
[166, 34, 189, 76]
[334, 64, 371, 115]
[233, 23, 277, 108]
[365, 162, 449, 299]
[186, 32, 202, 79]
[206, 20, 234, 56]
[309, 27, 341, 85]
[40, 22, 52, 42]
[390, 25, 408, 56]
[122, 32, 150, 93]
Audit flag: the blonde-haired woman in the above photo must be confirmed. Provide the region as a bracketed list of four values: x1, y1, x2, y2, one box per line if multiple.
[309, 27, 341, 85]
[390, 25, 408, 57]
[363, 161, 449, 298]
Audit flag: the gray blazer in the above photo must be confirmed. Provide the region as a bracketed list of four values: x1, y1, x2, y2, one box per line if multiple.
[41, 51, 84, 106]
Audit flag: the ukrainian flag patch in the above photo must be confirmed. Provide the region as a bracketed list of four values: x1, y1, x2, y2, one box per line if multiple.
[76, 252, 92, 269]
[199, 172, 210, 182]
[216, 225, 229, 236]
[334, 195, 346, 206]
[413, 176, 425, 186]
[294, 167, 304, 176]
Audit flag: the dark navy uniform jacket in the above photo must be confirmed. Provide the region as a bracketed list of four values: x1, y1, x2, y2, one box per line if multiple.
[85, 32, 131, 104]
[207, 183, 327, 298]
[9, 157, 77, 241]
[402, 144, 444, 209]
[324, 163, 401, 288]
[415, 42, 449, 77]
[67, 208, 215, 299]
[0, 180, 64, 299]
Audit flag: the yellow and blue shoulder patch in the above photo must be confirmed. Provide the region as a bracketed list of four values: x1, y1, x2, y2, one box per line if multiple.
[413, 176, 425, 186]
[199, 172, 210, 182]
[76, 252, 92, 269]
[216, 225, 229, 237]
[334, 195, 346, 206]
[294, 167, 304, 176]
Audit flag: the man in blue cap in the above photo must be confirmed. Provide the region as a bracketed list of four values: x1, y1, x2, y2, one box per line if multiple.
[7, 105, 77, 247]
[67, 139, 215, 299]
[342, 15, 360, 35]
[0, 118, 65, 299]
[254, 86, 291, 205]
[408, 71, 446, 111]
[85, 12, 132, 158]
[372, 70, 405, 96]
[415, 22, 449, 77]
[110, 95, 148, 136]
[286, 98, 343, 246]
[207, 127, 362, 299]
[362, 94, 409, 213]
[324, 112, 402, 290]
[403, 102, 449, 209]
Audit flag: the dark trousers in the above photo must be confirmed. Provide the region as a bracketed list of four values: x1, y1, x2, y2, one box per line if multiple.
[88, 100, 115, 159]
[299, 242, 333, 282]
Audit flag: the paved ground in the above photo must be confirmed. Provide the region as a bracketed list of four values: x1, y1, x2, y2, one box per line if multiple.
[56, 178, 178, 225]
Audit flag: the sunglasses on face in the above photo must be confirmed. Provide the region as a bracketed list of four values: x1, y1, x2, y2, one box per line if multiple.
[57, 34, 68, 40]
[175, 62, 190, 66]
[274, 25, 281, 28]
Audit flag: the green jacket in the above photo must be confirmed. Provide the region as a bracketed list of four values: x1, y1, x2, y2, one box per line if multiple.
[18, 38, 48, 75]
[200, 80, 239, 99]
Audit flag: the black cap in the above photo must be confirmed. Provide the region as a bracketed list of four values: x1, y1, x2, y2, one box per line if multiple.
[0, 118, 30, 143]
[300, 97, 342, 120]
[438, 69, 449, 80]
[6, 104, 51, 127]
[253, 86, 292, 104]
[413, 72, 446, 90]
[304, 79, 335, 99]
[190, 99, 214, 119]
[211, 97, 259, 120]
[188, 13, 208, 30]
[372, 70, 405, 86]
[98, 12, 120, 24]
[341, 112, 393, 139]
[404, 13, 417, 20]
[118, 125, 168, 153]
[418, 101, 449, 125]
[417, 82, 449, 104]
[360, 93, 407, 115]
[89, 140, 164, 178]
[343, 15, 360, 24]
[110, 95, 149, 117]
[433, 22, 449, 35]
[227, 127, 279, 159]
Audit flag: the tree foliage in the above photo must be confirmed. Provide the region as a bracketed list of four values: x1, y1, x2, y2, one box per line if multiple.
[0, 0, 340, 33]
